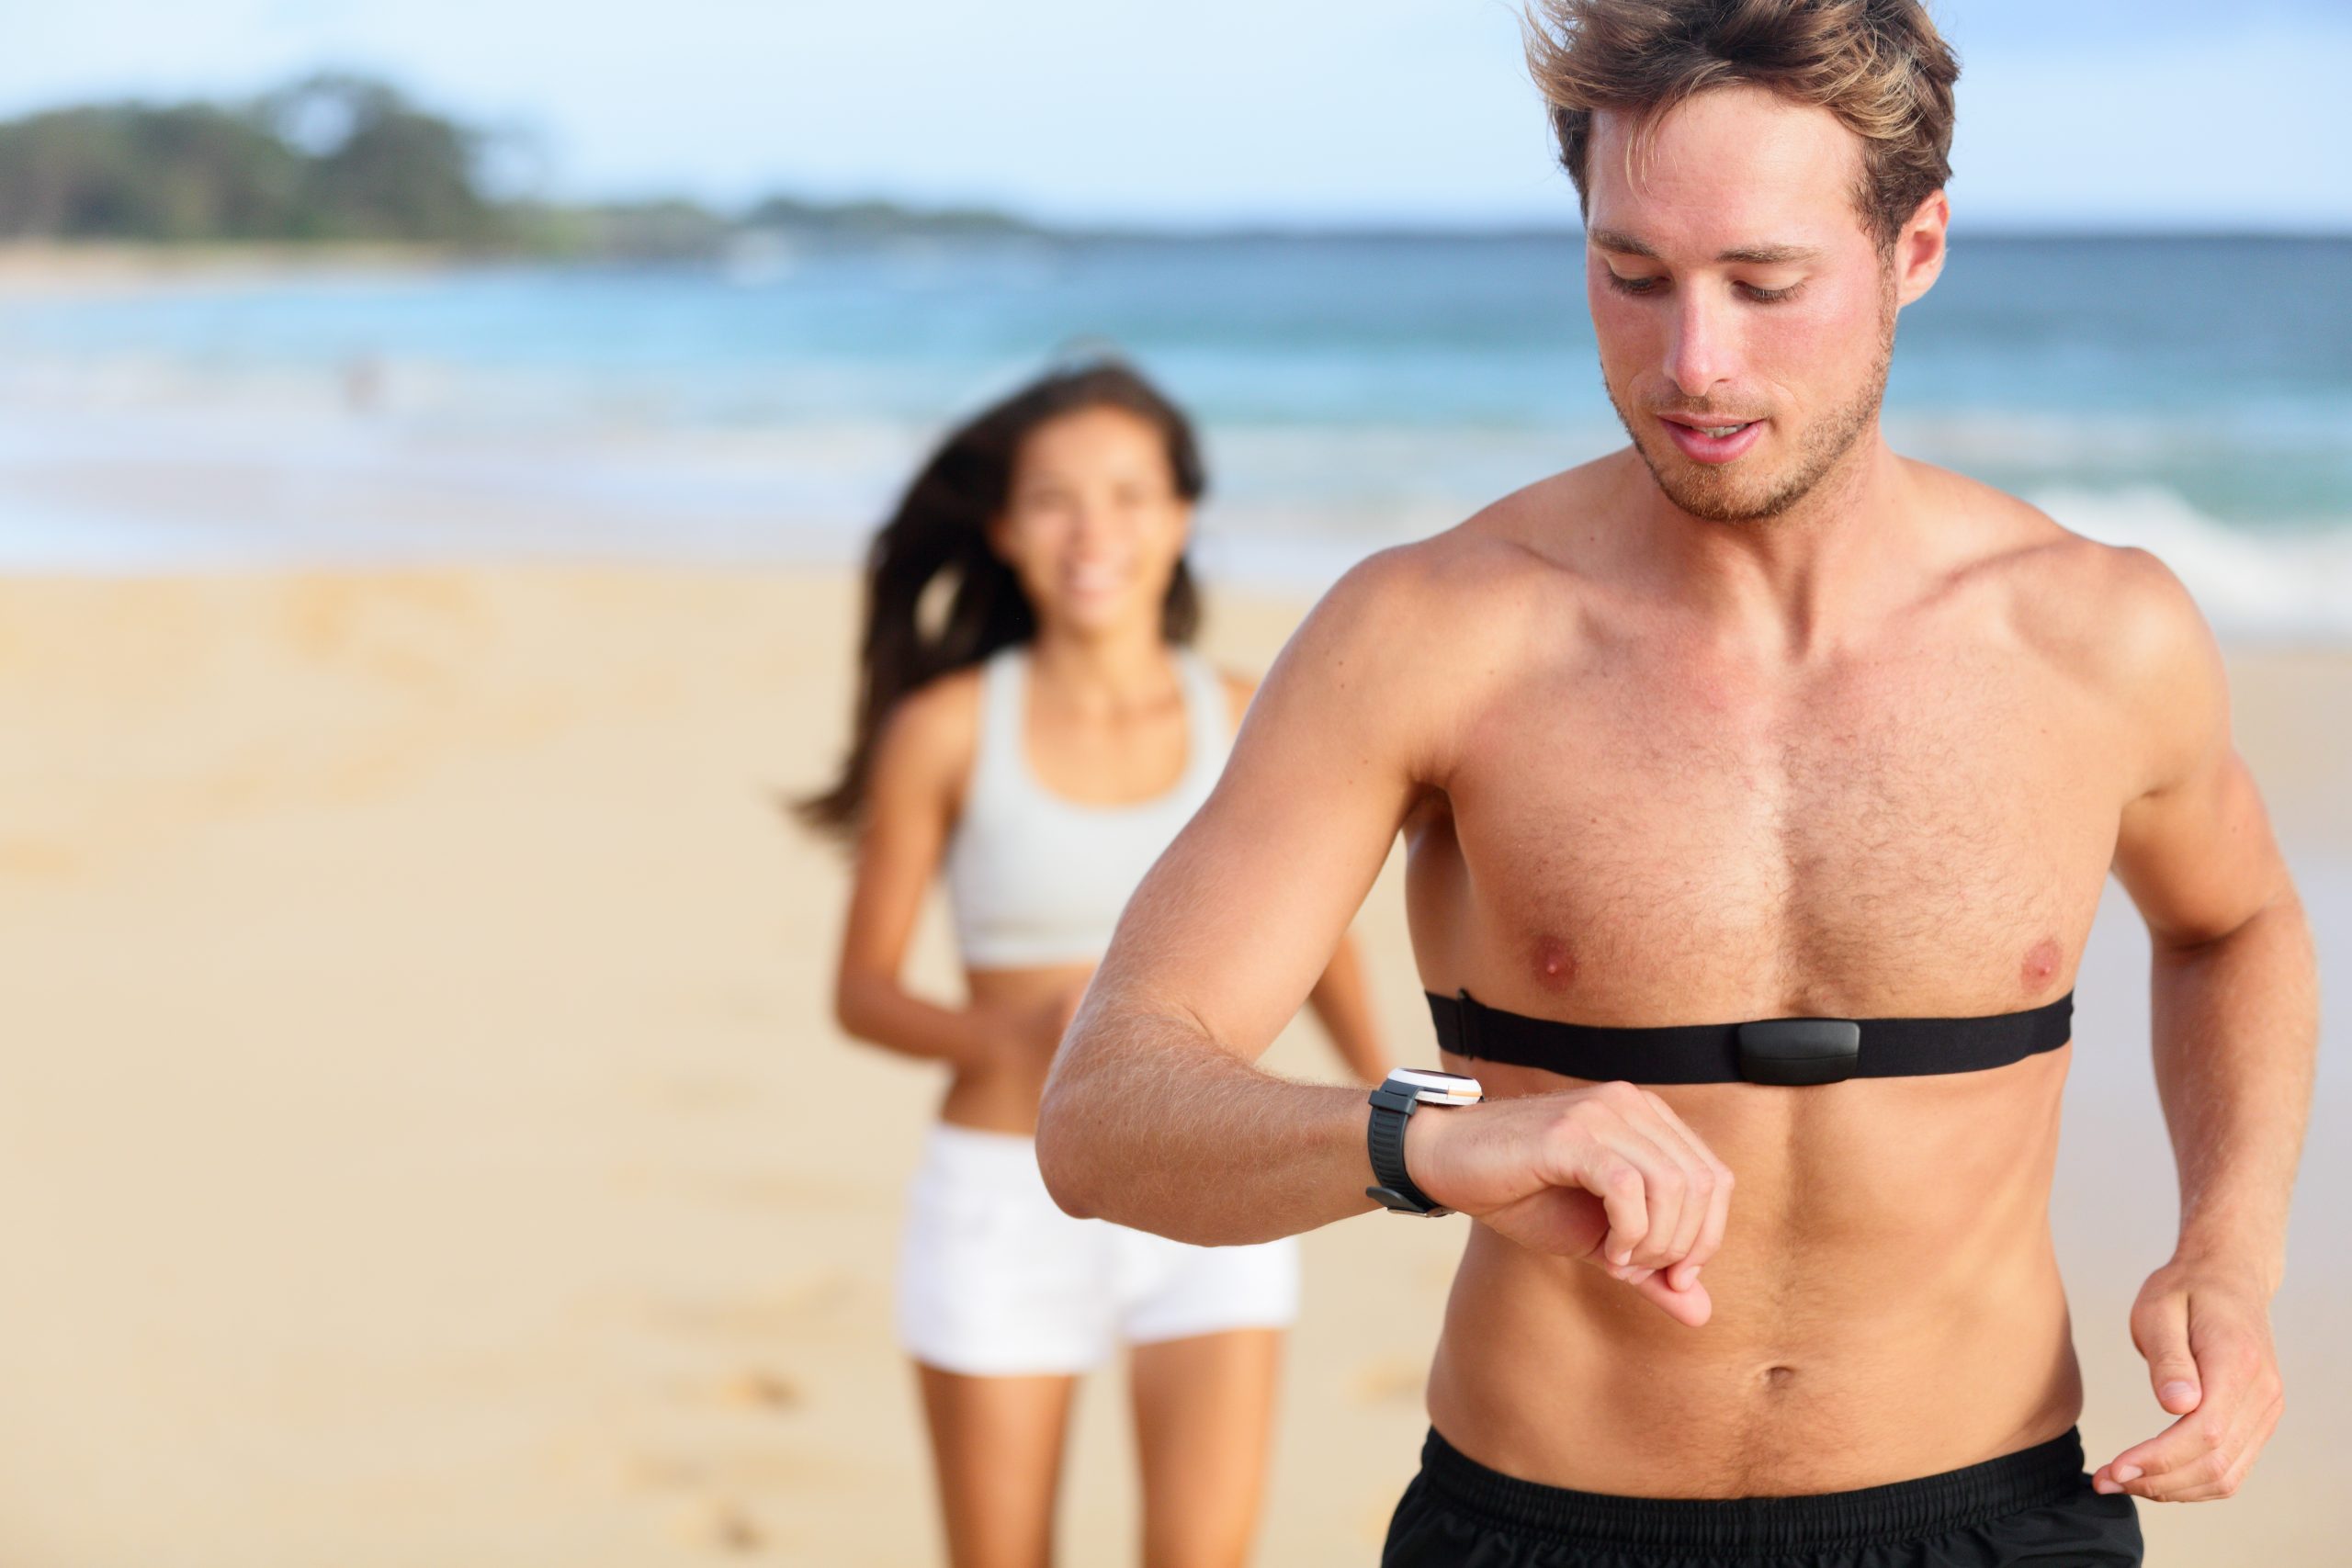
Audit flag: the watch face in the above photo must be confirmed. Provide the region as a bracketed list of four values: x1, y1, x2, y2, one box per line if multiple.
[1389, 1066, 1483, 1105]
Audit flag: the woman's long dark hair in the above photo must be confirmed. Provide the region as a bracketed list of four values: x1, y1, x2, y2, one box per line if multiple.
[794, 358, 1206, 844]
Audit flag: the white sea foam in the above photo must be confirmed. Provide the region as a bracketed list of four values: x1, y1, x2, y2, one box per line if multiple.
[0, 364, 2343, 646]
[1200, 476, 2352, 647]
[2028, 486, 2352, 643]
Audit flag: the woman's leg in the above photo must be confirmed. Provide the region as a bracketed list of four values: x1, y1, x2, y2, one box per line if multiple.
[915, 1362, 1079, 1568]
[1129, 1327, 1284, 1568]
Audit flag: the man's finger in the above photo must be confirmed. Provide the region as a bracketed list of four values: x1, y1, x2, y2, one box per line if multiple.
[2107, 1415, 2259, 1505]
[1610, 1118, 1694, 1270]
[2097, 1395, 2241, 1500]
[1585, 1150, 1653, 1269]
[1628, 1265, 1711, 1327]
[1566, 1091, 1717, 1274]
[2145, 1382, 2280, 1503]
[2104, 1335, 2278, 1501]
[1569, 1096, 1681, 1269]
[1669, 1162, 1732, 1292]
[2132, 1455, 2245, 1504]
[1633, 1089, 1734, 1292]
[1589, 1086, 1701, 1270]
[1637, 1089, 1714, 1265]
[2093, 1406, 2201, 1495]
[2129, 1286, 2201, 1415]
[2105, 1311, 2255, 1488]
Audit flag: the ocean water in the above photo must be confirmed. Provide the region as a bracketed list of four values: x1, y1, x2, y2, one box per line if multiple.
[0, 233, 2346, 637]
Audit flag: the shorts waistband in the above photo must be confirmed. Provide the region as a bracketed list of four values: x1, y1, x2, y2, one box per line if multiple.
[922, 1121, 1038, 1157]
[1417, 1426, 2088, 1553]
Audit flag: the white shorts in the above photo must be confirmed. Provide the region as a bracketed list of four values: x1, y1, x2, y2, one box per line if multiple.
[895, 1122, 1300, 1377]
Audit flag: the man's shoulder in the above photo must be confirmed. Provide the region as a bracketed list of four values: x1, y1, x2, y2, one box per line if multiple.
[1915, 464, 2216, 696]
[1313, 468, 1605, 636]
[1255, 472, 1605, 773]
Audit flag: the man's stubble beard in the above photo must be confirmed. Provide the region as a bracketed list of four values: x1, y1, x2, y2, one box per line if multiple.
[1607, 283, 1897, 525]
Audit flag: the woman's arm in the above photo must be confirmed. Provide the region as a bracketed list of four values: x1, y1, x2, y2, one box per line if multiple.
[1306, 931, 1391, 1084]
[829, 673, 1023, 1069]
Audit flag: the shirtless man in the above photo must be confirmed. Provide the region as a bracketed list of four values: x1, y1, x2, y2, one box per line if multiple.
[1032, 4, 2317, 1564]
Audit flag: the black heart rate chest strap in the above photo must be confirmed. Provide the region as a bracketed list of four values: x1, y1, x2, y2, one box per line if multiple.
[1426, 987, 2075, 1086]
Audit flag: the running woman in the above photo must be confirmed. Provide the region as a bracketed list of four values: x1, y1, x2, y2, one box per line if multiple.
[799, 360, 1391, 1568]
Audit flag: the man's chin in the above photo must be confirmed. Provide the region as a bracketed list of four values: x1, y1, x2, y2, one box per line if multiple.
[1636, 444, 1790, 525]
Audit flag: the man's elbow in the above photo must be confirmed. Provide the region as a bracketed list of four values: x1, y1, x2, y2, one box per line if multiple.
[1033, 1073, 1102, 1220]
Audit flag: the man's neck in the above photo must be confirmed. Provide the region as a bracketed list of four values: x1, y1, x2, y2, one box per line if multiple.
[1629, 429, 1926, 662]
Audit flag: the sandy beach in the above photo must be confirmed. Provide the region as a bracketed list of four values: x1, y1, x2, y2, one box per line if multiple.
[0, 564, 2343, 1565]
[0, 242, 462, 296]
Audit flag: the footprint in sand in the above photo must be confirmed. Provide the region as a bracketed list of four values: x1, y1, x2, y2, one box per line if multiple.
[0, 839, 79, 880]
[643, 1271, 858, 1339]
[1348, 1355, 1428, 1405]
[629, 1444, 811, 1494]
[715, 1368, 801, 1412]
[648, 1069, 762, 1112]
[670, 1498, 763, 1553]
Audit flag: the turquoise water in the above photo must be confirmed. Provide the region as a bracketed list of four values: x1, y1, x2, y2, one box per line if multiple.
[1, 234, 2346, 634]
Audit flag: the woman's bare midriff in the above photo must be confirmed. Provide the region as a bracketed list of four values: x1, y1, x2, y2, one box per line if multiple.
[1423, 1045, 2085, 1497]
[936, 960, 1098, 1134]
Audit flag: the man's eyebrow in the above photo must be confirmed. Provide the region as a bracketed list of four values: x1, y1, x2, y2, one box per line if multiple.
[1586, 228, 1657, 258]
[1716, 243, 1821, 265]
[1585, 230, 1822, 266]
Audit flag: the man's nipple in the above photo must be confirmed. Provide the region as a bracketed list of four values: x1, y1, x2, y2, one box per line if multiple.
[2021, 936, 2062, 994]
[1529, 935, 1577, 991]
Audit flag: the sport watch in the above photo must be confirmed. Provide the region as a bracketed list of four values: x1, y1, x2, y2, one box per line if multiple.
[1365, 1067, 1484, 1216]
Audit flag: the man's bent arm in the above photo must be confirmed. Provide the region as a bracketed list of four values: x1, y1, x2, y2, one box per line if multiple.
[2149, 875, 2316, 1295]
[2099, 551, 2315, 1501]
[1036, 550, 1435, 1243]
[2108, 558, 2318, 1294]
[1039, 539, 1737, 1328]
[1042, 996, 1381, 1244]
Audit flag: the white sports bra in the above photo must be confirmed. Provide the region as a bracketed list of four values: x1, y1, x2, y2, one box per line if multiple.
[943, 642, 1233, 970]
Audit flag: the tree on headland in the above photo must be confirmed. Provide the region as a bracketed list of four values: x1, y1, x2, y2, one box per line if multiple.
[0, 74, 500, 244]
[740, 194, 1036, 243]
[0, 73, 1043, 253]
[0, 101, 305, 241]
[260, 74, 500, 243]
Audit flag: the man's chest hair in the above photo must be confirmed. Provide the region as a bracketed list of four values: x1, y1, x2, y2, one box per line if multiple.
[1435, 636, 2124, 1009]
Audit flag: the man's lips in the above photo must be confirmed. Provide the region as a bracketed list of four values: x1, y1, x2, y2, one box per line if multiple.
[1657, 413, 1764, 465]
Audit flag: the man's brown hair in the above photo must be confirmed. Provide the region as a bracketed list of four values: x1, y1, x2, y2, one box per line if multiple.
[1526, 0, 1960, 250]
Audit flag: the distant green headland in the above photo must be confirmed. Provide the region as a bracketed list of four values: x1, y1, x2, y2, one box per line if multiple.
[0, 73, 1054, 257]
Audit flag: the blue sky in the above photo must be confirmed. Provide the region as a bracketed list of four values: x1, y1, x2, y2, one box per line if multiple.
[6, 1, 2348, 230]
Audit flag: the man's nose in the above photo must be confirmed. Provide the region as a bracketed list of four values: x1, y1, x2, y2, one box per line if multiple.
[1664, 293, 1736, 400]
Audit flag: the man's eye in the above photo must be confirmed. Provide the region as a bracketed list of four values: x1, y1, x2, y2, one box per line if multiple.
[1607, 273, 1664, 296]
[1739, 282, 1804, 304]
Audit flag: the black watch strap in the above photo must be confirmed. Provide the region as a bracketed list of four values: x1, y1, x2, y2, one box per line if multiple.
[1365, 1084, 1448, 1215]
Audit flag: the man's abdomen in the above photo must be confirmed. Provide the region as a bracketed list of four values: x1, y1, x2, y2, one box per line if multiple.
[1422, 1052, 2083, 1497]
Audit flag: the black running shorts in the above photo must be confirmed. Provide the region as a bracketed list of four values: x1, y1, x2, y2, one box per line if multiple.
[1381, 1426, 2142, 1567]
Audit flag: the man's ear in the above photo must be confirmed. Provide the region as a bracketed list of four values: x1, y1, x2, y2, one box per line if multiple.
[1894, 189, 1950, 308]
